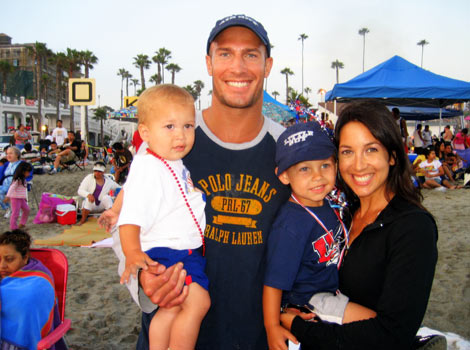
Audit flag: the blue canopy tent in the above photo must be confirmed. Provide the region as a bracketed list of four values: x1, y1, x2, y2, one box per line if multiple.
[326, 55, 470, 108]
[386, 106, 462, 121]
[262, 91, 296, 123]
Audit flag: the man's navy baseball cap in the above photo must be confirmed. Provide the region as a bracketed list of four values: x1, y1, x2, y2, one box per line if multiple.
[206, 14, 271, 57]
[276, 122, 336, 175]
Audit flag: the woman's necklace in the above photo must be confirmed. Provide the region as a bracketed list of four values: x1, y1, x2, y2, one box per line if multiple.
[290, 194, 349, 269]
[146, 148, 205, 255]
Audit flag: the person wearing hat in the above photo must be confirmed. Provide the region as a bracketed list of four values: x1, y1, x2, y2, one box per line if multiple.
[263, 122, 376, 349]
[77, 161, 120, 225]
[99, 14, 290, 349]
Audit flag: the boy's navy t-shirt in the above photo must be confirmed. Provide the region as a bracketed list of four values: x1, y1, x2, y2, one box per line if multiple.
[264, 200, 344, 306]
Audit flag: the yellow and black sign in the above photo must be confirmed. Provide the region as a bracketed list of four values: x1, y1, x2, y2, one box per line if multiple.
[124, 96, 138, 108]
[69, 78, 96, 106]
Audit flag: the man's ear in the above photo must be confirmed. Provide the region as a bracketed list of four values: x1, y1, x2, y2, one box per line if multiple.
[277, 168, 290, 185]
[264, 57, 273, 78]
[138, 124, 149, 142]
[205, 55, 213, 77]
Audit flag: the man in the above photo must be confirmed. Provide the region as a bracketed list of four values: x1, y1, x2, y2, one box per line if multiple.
[77, 161, 120, 225]
[422, 125, 432, 148]
[111, 142, 133, 184]
[100, 14, 290, 349]
[20, 142, 41, 163]
[51, 120, 68, 147]
[49, 131, 81, 174]
[392, 107, 409, 151]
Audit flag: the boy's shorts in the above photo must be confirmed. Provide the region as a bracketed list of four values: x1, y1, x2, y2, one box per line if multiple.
[145, 246, 209, 291]
[306, 291, 349, 325]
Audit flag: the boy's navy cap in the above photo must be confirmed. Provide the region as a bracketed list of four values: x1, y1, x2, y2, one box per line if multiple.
[207, 14, 271, 57]
[276, 122, 336, 175]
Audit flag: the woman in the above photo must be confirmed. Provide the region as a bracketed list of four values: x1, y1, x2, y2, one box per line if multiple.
[14, 124, 31, 149]
[452, 128, 468, 150]
[0, 230, 66, 350]
[77, 161, 120, 225]
[280, 101, 439, 349]
[0, 146, 23, 212]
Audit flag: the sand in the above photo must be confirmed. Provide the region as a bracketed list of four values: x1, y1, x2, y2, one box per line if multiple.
[0, 164, 468, 349]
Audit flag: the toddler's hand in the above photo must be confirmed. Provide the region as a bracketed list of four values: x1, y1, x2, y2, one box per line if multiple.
[266, 324, 298, 350]
[121, 250, 157, 285]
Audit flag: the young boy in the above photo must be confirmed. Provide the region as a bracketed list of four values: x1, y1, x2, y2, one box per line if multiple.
[263, 122, 376, 350]
[118, 85, 210, 350]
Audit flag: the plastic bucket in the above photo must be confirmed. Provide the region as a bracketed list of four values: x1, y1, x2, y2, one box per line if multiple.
[56, 204, 77, 225]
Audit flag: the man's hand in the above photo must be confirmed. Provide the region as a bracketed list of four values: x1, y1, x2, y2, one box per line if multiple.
[140, 262, 189, 308]
[266, 324, 298, 350]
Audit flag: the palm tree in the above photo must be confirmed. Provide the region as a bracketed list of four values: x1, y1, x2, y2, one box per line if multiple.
[65, 48, 81, 131]
[27, 42, 49, 131]
[358, 28, 369, 72]
[183, 85, 198, 100]
[271, 90, 280, 101]
[133, 54, 151, 90]
[79, 50, 98, 144]
[298, 34, 308, 94]
[417, 39, 429, 68]
[117, 68, 127, 108]
[0, 60, 14, 97]
[331, 60, 344, 84]
[41, 74, 51, 103]
[130, 78, 139, 95]
[92, 105, 113, 146]
[193, 80, 205, 110]
[280, 67, 294, 104]
[49, 52, 67, 119]
[165, 63, 181, 84]
[124, 71, 132, 96]
[304, 87, 312, 99]
[152, 48, 172, 84]
[149, 74, 160, 85]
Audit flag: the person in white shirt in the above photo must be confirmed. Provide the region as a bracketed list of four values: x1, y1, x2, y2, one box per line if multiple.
[419, 147, 458, 189]
[51, 120, 67, 147]
[77, 161, 120, 225]
[117, 84, 209, 350]
[422, 125, 432, 148]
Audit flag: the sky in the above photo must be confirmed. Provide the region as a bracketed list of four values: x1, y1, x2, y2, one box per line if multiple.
[2, 0, 469, 111]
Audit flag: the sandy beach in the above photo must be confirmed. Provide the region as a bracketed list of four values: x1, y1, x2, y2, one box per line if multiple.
[0, 164, 468, 349]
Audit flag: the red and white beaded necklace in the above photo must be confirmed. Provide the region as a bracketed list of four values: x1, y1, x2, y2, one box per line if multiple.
[146, 148, 205, 255]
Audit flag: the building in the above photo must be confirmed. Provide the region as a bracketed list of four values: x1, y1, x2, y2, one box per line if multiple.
[0, 33, 65, 104]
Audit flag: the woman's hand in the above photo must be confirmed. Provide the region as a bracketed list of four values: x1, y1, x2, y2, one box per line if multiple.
[266, 324, 298, 350]
[280, 308, 316, 331]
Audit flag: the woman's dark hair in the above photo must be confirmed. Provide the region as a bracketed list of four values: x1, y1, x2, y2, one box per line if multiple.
[0, 229, 32, 258]
[13, 162, 33, 186]
[334, 100, 425, 211]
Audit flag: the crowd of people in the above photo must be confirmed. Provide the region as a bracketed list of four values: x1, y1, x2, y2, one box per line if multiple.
[2, 13, 464, 350]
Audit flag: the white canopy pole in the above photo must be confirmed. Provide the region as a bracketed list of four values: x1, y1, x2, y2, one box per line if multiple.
[439, 108, 442, 136]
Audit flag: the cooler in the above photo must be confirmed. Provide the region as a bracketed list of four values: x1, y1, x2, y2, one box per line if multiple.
[56, 204, 77, 225]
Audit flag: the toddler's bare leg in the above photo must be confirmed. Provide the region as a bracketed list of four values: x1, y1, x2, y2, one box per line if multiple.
[149, 305, 181, 350]
[169, 283, 211, 350]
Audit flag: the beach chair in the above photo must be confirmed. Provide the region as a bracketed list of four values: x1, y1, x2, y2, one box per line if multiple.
[30, 248, 71, 350]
